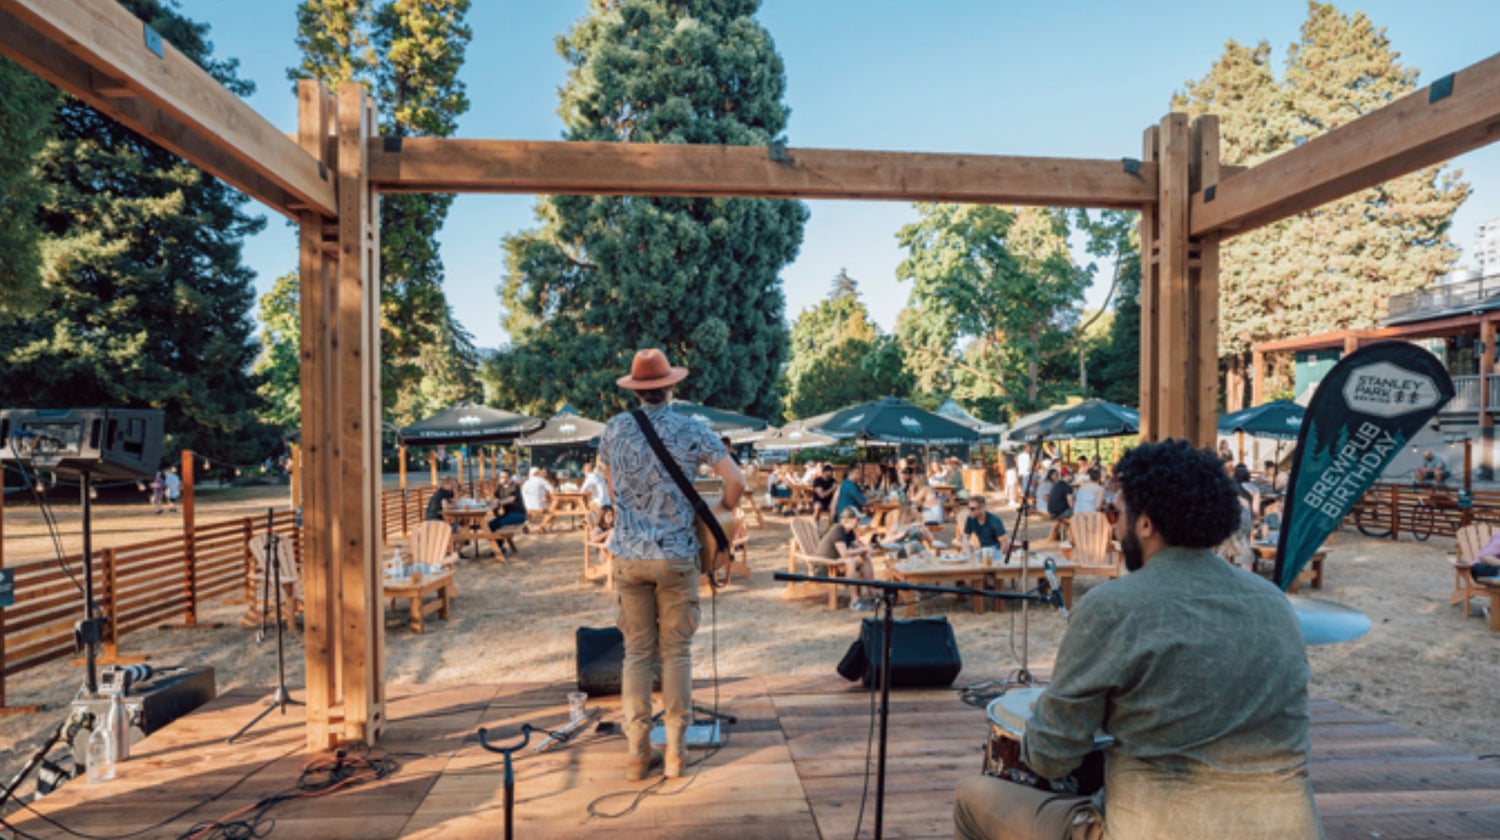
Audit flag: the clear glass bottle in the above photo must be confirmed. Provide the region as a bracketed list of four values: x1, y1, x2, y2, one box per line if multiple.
[86, 721, 115, 784]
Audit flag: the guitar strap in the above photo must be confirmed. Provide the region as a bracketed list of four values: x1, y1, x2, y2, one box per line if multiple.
[628, 408, 732, 556]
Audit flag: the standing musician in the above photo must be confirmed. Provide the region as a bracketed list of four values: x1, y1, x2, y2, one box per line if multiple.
[597, 349, 745, 783]
[954, 439, 1322, 839]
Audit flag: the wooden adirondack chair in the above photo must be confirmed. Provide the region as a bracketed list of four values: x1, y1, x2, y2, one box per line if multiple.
[582, 509, 614, 589]
[951, 509, 969, 551]
[407, 520, 460, 594]
[243, 533, 302, 629]
[783, 517, 846, 609]
[1451, 522, 1499, 618]
[1069, 511, 1121, 579]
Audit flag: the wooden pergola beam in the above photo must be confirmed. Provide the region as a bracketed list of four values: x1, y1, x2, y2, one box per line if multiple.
[368, 138, 1159, 208]
[0, 0, 337, 218]
[1191, 50, 1500, 237]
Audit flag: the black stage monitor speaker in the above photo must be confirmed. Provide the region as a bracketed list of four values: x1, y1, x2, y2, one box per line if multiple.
[837, 617, 962, 689]
[0, 408, 164, 481]
[576, 626, 662, 697]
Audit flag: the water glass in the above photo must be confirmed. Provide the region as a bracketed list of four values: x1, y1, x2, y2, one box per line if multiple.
[567, 690, 588, 721]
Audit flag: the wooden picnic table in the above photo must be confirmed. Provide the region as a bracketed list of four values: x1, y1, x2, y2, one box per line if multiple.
[383, 568, 455, 634]
[542, 491, 591, 531]
[883, 554, 1075, 617]
[442, 505, 501, 560]
[1252, 544, 1326, 594]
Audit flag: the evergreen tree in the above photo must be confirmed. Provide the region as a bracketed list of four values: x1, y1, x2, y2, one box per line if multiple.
[290, 0, 479, 424]
[0, 60, 59, 315]
[486, 0, 807, 420]
[1174, 4, 1469, 398]
[1075, 209, 1141, 406]
[0, 0, 276, 464]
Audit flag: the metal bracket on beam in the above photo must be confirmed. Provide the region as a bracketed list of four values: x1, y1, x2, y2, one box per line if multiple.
[383, 135, 403, 153]
[1121, 157, 1140, 176]
[318, 162, 328, 182]
[1429, 73, 1454, 104]
[142, 24, 163, 58]
[1204, 185, 1216, 203]
[768, 140, 794, 164]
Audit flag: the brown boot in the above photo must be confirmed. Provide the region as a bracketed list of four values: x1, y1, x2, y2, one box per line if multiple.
[664, 748, 689, 779]
[625, 749, 663, 782]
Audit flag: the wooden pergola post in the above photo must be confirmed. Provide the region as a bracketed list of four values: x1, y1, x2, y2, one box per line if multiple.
[297, 79, 342, 750]
[1480, 318, 1495, 477]
[334, 82, 384, 745]
[1140, 113, 1220, 446]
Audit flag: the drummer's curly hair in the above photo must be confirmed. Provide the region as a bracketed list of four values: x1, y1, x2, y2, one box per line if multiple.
[1114, 439, 1242, 549]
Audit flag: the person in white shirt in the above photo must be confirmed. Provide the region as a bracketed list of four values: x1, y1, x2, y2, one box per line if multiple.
[581, 461, 609, 508]
[521, 467, 554, 513]
[1072, 468, 1105, 514]
[163, 466, 182, 514]
[799, 462, 821, 485]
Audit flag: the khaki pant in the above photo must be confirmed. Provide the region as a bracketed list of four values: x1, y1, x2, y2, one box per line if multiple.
[954, 776, 1102, 840]
[615, 556, 700, 761]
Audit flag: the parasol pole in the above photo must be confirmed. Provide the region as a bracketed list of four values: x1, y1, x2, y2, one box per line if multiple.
[1237, 431, 1245, 466]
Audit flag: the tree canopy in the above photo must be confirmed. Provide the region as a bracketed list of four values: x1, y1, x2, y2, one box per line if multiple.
[1174, 2, 1468, 384]
[283, 0, 480, 426]
[782, 270, 911, 419]
[485, 0, 807, 421]
[0, 0, 278, 465]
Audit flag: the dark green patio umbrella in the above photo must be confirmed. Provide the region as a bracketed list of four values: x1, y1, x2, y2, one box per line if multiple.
[669, 401, 770, 437]
[1218, 400, 1304, 441]
[808, 397, 979, 445]
[519, 409, 606, 447]
[1007, 399, 1139, 441]
[753, 425, 840, 451]
[399, 402, 543, 491]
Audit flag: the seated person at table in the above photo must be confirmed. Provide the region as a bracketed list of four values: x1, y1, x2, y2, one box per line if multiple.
[953, 439, 1322, 840]
[833, 468, 870, 520]
[1045, 469, 1073, 520]
[581, 461, 609, 508]
[1260, 460, 1287, 494]
[963, 496, 1009, 557]
[818, 507, 876, 610]
[911, 474, 944, 531]
[1416, 450, 1449, 486]
[521, 467, 554, 515]
[811, 464, 838, 528]
[425, 476, 458, 522]
[586, 504, 616, 546]
[488, 470, 527, 544]
[881, 500, 930, 553]
[799, 461, 822, 485]
[1072, 468, 1105, 515]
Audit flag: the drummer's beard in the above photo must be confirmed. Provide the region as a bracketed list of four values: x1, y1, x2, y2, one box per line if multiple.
[1121, 522, 1145, 573]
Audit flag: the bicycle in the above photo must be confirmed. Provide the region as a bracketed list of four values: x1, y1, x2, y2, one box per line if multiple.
[1408, 484, 1462, 542]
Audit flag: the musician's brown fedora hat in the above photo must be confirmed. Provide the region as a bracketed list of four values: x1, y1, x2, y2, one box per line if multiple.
[616, 348, 689, 390]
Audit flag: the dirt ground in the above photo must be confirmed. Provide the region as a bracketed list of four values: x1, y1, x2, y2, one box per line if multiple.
[3, 484, 1498, 778]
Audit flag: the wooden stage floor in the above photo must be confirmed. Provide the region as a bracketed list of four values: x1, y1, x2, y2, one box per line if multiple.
[8, 676, 1500, 839]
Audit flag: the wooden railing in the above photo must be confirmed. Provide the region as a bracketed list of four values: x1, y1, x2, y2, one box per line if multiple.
[0, 510, 299, 709]
[1343, 482, 1500, 540]
[379, 481, 496, 545]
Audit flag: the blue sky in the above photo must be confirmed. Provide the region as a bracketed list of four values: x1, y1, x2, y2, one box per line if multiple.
[182, 0, 1500, 350]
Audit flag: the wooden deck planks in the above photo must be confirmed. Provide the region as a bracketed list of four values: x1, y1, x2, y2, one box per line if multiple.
[9, 677, 1500, 839]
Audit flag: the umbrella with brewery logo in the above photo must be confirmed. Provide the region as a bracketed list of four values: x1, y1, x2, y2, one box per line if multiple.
[518, 408, 606, 448]
[1218, 400, 1305, 441]
[807, 397, 979, 445]
[753, 424, 840, 451]
[1275, 342, 1454, 593]
[668, 401, 771, 438]
[1006, 399, 1139, 442]
[399, 401, 543, 444]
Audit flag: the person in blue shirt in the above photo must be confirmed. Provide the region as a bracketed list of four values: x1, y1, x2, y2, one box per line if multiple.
[834, 467, 869, 519]
[963, 495, 1009, 556]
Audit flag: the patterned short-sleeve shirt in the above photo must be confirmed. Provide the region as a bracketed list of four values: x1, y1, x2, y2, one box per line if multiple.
[598, 402, 727, 561]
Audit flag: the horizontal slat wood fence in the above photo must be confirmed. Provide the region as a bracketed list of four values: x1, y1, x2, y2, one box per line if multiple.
[0, 510, 299, 708]
[1340, 482, 1500, 540]
[378, 481, 496, 545]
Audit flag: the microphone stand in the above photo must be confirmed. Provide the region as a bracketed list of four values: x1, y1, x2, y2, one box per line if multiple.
[228, 508, 303, 743]
[775, 572, 1050, 840]
[998, 436, 1050, 688]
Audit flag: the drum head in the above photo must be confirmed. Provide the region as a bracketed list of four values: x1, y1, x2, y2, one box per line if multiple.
[986, 687, 1045, 737]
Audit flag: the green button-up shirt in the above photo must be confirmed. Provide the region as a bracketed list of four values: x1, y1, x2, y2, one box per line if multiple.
[1021, 546, 1323, 839]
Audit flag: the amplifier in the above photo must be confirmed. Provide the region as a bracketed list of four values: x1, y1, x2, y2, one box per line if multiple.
[0, 408, 164, 481]
[67, 666, 215, 769]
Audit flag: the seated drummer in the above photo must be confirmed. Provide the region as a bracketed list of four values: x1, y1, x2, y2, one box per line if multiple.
[954, 439, 1321, 840]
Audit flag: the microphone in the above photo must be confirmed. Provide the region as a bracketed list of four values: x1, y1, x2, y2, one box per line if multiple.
[1042, 558, 1067, 618]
